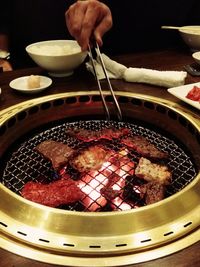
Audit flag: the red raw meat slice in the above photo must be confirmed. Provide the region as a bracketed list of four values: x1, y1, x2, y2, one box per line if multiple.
[21, 179, 84, 207]
[186, 85, 200, 101]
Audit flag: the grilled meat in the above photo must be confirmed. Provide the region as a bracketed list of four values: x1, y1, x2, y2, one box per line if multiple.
[123, 176, 165, 205]
[121, 135, 168, 160]
[135, 157, 172, 185]
[35, 140, 74, 170]
[123, 175, 146, 203]
[100, 187, 121, 200]
[21, 179, 84, 207]
[30, 129, 172, 210]
[66, 127, 130, 142]
[100, 173, 122, 200]
[140, 182, 165, 204]
[70, 145, 113, 172]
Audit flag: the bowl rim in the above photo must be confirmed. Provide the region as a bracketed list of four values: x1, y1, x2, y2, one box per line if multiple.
[192, 51, 200, 61]
[179, 25, 200, 35]
[25, 39, 85, 57]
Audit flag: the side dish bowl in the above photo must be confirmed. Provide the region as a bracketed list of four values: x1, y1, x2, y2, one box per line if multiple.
[192, 51, 200, 65]
[179, 25, 200, 51]
[26, 40, 87, 77]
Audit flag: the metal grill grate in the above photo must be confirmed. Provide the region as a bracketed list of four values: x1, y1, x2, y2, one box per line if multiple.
[1, 120, 197, 211]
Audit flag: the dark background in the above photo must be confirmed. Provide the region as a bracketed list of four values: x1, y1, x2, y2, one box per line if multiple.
[1, 0, 200, 68]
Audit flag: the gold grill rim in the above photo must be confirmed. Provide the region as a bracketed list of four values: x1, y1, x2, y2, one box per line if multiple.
[0, 91, 199, 266]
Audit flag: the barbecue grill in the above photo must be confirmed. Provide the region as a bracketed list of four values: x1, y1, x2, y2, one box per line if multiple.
[0, 91, 199, 266]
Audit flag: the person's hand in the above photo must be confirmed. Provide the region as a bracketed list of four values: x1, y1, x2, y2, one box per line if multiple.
[65, 0, 113, 51]
[0, 59, 12, 72]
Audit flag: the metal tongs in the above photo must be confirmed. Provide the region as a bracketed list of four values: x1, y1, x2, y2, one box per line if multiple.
[88, 42, 122, 121]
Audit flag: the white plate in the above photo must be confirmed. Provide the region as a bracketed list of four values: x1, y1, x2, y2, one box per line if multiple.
[9, 75, 52, 94]
[168, 82, 200, 110]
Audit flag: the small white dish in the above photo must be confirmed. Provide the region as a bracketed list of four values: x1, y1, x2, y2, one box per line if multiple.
[168, 82, 200, 110]
[9, 75, 52, 94]
[192, 51, 200, 65]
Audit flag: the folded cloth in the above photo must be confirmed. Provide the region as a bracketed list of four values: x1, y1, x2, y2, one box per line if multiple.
[98, 53, 127, 78]
[86, 59, 117, 80]
[124, 67, 187, 88]
[86, 53, 187, 88]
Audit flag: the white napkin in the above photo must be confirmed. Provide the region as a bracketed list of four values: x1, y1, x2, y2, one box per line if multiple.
[123, 67, 187, 88]
[86, 53, 187, 88]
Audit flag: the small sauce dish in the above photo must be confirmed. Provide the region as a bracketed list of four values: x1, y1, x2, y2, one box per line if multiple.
[9, 75, 52, 94]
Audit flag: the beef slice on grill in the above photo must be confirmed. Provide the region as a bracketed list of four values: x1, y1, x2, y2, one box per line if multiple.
[35, 140, 74, 170]
[135, 157, 172, 185]
[21, 179, 84, 207]
[140, 182, 165, 205]
[121, 135, 168, 160]
[69, 145, 113, 172]
[66, 127, 130, 142]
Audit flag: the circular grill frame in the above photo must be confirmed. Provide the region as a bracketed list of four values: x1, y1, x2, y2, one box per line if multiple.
[0, 91, 200, 266]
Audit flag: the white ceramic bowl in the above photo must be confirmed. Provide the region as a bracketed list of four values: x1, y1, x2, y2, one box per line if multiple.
[26, 40, 87, 77]
[179, 26, 200, 51]
[192, 51, 200, 65]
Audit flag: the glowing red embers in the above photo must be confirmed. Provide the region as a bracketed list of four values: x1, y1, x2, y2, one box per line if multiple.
[78, 149, 135, 211]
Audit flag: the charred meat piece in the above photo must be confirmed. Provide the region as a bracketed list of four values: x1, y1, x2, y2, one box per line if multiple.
[123, 176, 165, 205]
[35, 140, 74, 170]
[108, 149, 132, 168]
[123, 175, 146, 203]
[121, 135, 168, 160]
[100, 187, 121, 200]
[21, 179, 84, 207]
[66, 127, 130, 142]
[135, 157, 172, 185]
[140, 182, 165, 205]
[100, 151, 135, 202]
[100, 173, 122, 200]
[69, 145, 113, 172]
[97, 127, 130, 139]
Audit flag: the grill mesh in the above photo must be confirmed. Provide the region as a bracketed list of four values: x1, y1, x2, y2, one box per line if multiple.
[1, 120, 197, 211]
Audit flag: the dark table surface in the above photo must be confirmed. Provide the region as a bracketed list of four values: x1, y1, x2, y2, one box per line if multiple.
[1, 49, 200, 113]
[0, 49, 199, 267]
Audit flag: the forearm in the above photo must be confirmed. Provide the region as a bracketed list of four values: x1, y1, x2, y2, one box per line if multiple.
[0, 33, 9, 51]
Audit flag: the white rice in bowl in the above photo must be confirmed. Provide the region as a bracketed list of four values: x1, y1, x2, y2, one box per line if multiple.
[29, 44, 81, 56]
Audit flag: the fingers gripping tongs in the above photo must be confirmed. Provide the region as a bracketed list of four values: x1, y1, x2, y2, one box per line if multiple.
[88, 42, 122, 121]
